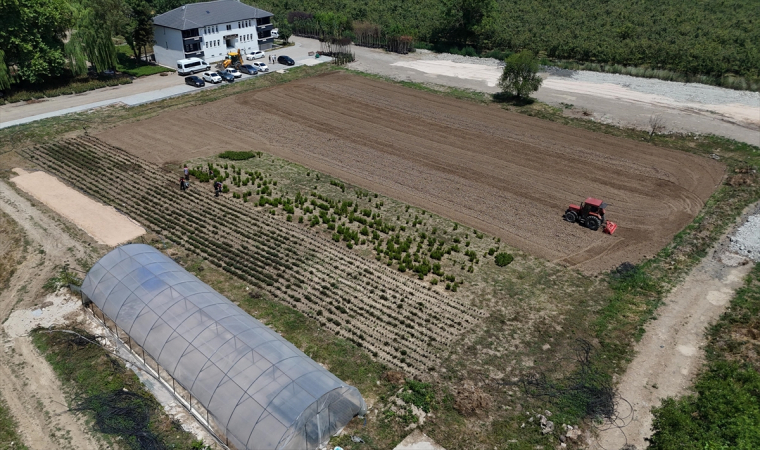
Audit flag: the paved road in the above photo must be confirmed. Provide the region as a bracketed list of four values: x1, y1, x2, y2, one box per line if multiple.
[0, 40, 329, 129]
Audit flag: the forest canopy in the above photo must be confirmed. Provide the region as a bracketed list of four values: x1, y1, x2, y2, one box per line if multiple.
[254, 0, 759, 80]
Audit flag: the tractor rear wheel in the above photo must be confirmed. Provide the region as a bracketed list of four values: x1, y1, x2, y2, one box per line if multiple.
[586, 216, 601, 231]
[564, 211, 578, 223]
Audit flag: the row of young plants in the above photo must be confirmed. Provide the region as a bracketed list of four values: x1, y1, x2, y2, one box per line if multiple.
[25, 137, 483, 374]
[201, 154, 515, 292]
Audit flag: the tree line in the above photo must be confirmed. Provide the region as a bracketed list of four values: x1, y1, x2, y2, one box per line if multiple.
[1, 0, 154, 90]
[254, 0, 758, 81]
[3, 0, 757, 89]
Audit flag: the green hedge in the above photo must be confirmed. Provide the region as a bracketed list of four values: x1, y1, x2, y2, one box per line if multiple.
[219, 151, 257, 160]
[2, 78, 133, 104]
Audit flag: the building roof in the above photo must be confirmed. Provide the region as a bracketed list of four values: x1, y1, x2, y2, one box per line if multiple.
[82, 244, 366, 450]
[153, 0, 273, 30]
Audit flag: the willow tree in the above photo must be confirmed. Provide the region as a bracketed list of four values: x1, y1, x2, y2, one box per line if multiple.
[0, 51, 11, 91]
[65, 0, 120, 75]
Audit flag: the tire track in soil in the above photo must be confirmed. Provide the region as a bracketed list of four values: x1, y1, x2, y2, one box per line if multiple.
[96, 71, 725, 272]
[0, 181, 101, 450]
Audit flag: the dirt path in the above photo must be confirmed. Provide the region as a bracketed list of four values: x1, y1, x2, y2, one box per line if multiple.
[593, 217, 756, 449]
[0, 180, 101, 450]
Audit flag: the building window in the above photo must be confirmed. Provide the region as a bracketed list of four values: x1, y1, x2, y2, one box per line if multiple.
[226, 24, 231, 31]
[238, 22, 241, 28]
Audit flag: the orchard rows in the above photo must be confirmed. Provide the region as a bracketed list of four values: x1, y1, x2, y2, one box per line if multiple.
[23, 137, 485, 375]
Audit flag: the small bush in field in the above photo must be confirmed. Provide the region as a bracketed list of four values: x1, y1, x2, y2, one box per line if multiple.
[494, 252, 514, 267]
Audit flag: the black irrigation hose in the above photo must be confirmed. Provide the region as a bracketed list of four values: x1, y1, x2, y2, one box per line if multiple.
[520, 339, 635, 449]
[38, 329, 166, 450]
[71, 390, 164, 450]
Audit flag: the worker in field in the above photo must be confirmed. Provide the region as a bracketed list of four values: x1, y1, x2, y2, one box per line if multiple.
[183, 165, 189, 180]
[179, 177, 186, 191]
[214, 181, 222, 197]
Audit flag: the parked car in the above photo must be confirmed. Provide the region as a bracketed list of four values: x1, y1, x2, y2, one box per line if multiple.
[184, 76, 205, 87]
[251, 62, 269, 72]
[277, 55, 295, 66]
[223, 68, 242, 78]
[246, 50, 265, 60]
[238, 65, 259, 75]
[216, 70, 235, 82]
[202, 72, 222, 83]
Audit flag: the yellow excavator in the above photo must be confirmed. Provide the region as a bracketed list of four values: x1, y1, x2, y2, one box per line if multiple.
[222, 49, 243, 69]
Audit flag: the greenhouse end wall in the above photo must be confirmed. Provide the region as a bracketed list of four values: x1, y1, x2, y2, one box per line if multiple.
[81, 244, 366, 450]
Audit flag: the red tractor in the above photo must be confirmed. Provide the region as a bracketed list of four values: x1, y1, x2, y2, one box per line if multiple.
[564, 197, 617, 234]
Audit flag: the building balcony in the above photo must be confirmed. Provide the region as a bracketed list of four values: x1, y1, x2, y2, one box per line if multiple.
[257, 23, 273, 32]
[183, 35, 202, 42]
[258, 36, 274, 43]
[184, 50, 205, 58]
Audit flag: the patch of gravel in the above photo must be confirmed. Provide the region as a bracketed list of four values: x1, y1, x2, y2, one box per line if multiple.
[563, 70, 760, 107]
[417, 49, 504, 67]
[730, 211, 760, 261]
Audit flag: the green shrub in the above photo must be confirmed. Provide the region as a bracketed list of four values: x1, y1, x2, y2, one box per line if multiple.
[219, 151, 256, 161]
[494, 252, 513, 267]
[650, 361, 760, 449]
[399, 380, 435, 413]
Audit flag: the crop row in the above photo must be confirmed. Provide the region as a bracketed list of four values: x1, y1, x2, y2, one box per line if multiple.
[24, 137, 485, 374]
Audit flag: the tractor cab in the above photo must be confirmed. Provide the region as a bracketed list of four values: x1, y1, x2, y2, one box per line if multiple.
[580, 197, 607, 219]
[564, 197, 616, 233]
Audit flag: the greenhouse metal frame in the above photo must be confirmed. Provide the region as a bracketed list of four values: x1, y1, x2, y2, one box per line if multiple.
[81, 244, 366, 450]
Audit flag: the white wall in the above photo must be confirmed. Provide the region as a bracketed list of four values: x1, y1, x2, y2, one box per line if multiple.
[200, 19, 261, 63]
[153, 26, 185, 68]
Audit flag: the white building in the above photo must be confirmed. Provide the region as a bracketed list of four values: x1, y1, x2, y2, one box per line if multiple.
[152, 0, 275, 68]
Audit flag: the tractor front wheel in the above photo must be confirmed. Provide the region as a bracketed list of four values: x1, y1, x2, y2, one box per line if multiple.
[564, 211, 578, 223]
[586, 216, 601, 231]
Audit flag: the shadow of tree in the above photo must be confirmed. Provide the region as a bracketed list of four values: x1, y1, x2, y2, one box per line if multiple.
[492, 92, 536, 106]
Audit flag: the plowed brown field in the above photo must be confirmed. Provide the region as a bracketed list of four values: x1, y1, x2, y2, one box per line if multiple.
[98, 71, 724, 271]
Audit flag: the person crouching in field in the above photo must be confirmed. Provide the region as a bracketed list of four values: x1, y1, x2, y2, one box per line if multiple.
[214, 181, 222, 197]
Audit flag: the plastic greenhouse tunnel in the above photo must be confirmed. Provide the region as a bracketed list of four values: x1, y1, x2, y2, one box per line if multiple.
[81, 244, 367, 450]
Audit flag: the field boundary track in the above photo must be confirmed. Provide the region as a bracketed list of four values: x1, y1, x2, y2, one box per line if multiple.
[97, 71, 725, 272]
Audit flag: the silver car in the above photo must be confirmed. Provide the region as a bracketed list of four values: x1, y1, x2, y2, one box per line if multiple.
[251, 62, 269, 72]
[202, 72, 222, 83]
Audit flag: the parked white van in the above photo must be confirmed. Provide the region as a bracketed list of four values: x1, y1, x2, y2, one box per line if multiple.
[177, 58, 210, 75]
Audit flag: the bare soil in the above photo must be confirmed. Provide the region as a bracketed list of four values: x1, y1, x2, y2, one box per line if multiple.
[10, 168, 145, 246]
[0, 181, 101, 450]
[98, 71, 725, 272]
